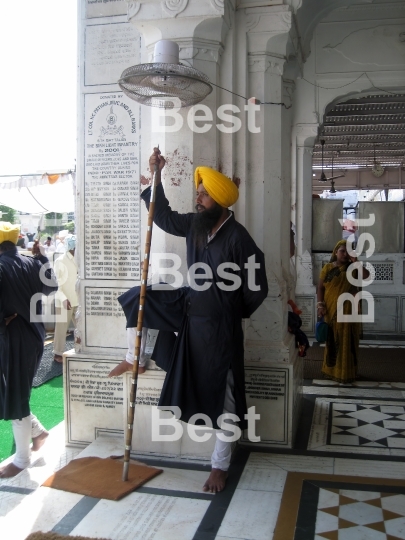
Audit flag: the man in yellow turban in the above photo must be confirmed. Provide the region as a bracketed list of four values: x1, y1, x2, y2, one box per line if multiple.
[110, 148, 268, 494]
[0, 222, 20, 245]
[0, 225, 58, 478]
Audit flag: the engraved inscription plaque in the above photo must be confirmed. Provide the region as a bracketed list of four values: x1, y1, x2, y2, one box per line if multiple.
[84, 92, 141, 280]
[66, 358, 124, 445]
[243, 368, 289, 444]
[86, 0, 127, 19]
[85, 23, 140, 86]
[295, 296, 315, 333]
[85, 287, 128, 348]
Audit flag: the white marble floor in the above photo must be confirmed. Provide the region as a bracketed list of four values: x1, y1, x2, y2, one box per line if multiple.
[2, 381, 405, 540]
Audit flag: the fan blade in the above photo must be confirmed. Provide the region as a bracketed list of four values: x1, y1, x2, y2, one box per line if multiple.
[329, 175, 345, 181]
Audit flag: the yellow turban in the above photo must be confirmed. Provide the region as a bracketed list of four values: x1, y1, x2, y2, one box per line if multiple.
[0, 222, 20, 245]
[194, 167, 239, 208]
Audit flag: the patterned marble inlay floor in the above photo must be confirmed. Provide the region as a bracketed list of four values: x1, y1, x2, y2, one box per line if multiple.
[274, 472, 405, 540]
[315, 487, 405, 539]
[308, 398, 405, 456]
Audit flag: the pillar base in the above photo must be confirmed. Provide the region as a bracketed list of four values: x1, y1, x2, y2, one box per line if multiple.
[63, 351, 124, 447]
[244, 333, 302, 448]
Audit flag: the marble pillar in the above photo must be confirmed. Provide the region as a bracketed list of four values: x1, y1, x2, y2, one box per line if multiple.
[65, 0, 144, 446]
[293, 124, 318, 335]
[121, 0, 230, 459]
[242, 5, 302, 447]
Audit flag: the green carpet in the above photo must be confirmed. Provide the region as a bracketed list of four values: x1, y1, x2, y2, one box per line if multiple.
[0, 376, 64, 464]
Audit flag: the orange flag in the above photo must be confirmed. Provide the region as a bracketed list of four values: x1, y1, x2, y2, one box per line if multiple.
[47, 174, 60, 184]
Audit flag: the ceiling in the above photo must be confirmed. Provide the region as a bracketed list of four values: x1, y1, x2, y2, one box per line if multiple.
[312, 94, 405, 172]
[287, 0, 405, 188]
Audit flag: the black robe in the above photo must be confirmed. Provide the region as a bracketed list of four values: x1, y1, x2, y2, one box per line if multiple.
[0, 248, 58, 420]
[119, 184, 268, 429]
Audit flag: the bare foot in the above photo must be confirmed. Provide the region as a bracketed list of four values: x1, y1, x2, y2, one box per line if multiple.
[202, 468, 228, 493]
[0, 463, 23, 478]
[54, 355, 63, 363]
[108, 361, 146, 377]
[32, 430, 49, 451]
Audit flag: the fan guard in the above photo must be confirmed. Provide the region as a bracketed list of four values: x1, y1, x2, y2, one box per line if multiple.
[119, 62, 213, 108]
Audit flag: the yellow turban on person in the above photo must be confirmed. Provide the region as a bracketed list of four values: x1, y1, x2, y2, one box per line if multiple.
[0, 222, 20, 245]
[194, 167, 239, 208]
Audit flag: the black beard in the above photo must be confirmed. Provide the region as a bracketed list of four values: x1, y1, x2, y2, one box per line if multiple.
[192, 203, 224, 247]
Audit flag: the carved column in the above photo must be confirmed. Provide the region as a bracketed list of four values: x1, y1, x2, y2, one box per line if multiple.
[242, 6, 295, 361]
[240, 5, 302, 448]
[292, 124, 317, 334]
[126, 0, 231, 278]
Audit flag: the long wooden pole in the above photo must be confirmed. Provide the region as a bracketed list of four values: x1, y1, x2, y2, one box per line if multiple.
[122, 158, 158, 481]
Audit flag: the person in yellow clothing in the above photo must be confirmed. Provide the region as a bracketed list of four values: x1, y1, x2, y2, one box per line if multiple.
[53, 235, 78, 363]
[317, 239, 370, 383]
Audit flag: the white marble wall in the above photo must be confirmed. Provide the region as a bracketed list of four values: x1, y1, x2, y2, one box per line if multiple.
[65, 0, 144, 447]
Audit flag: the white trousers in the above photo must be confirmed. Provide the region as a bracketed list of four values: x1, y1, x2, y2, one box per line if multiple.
[54, 305, 78, 356]
[127, 329, 238, 471]
[11, 414, 46, 469]
[126, 327, 149, 367]
[211, 369, 238, 471]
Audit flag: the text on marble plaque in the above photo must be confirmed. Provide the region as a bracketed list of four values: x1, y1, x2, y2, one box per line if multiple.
[69, 364, 123, 409]
[246, 373, 286, 401]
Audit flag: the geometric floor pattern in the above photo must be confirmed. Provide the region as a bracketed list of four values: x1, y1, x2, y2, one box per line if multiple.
[330, 403, 405, 449]
[308, 398, 405, 456]
[274, 473, 405, 540]
[3, 379, 405, 540]
[316, 488, 405, 539]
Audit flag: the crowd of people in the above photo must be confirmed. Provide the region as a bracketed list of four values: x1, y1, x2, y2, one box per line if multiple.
[16, 231, 69, 255]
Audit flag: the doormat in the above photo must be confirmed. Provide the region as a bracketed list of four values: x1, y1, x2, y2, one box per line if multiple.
[33, 337, 74, 387]
[25, 533, 109, 540]
[42, 457, 162, 501]
[304, 346, 405, 382]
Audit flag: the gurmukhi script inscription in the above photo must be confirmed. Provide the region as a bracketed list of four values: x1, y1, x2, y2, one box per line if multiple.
[66, 359, 124, 444]
[69, 362, 123, 409]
